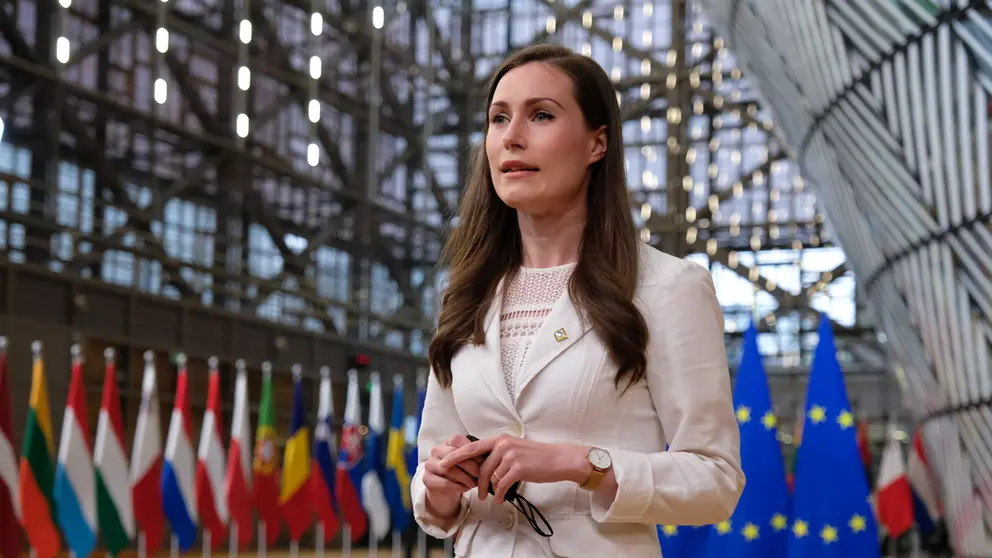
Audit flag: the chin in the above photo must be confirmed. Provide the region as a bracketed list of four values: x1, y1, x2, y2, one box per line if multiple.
[494, 183, 540, 210]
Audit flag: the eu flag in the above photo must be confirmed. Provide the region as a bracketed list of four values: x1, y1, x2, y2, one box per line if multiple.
[710, 322, 789, 557]
[787, 315, 879, 558]
[657, 524, 712, 557]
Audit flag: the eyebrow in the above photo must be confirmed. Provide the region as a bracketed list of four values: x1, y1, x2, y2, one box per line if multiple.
[489, 97, 565, 111]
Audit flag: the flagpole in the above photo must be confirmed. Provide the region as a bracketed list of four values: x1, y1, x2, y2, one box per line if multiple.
[257, 520, 266, 558]
[290, 539, 299, 558]
[203, 529, 211, 557]
[342, 524, 352, 557]
[316, 521, 324, 558]
[443, 537, 453, 557]
[370, 534, 379, 557]
[170, 534, 178, 558]
[229, 522, 237, 558]
[391, 529, 401, 558]
[417, 529, 427, 558]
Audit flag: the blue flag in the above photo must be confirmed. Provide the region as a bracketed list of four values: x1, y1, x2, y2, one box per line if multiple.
[710, 322, 789, 557]
[658, 524, 713, 557]
[787, 315, 880, 558]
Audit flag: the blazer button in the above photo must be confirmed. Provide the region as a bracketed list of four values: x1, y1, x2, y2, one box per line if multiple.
[504, 510, 516, 531]
[510, 421, 525, 437]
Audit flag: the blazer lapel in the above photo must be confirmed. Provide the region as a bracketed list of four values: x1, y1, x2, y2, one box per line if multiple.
[515, 289, 593, 397]
[473, 280, 521, 420]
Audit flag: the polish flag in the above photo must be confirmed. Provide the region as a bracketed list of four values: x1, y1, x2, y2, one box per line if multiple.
[876, 431, 914, 538]
[195, 360, 228, 548]
[129, 351, 164, 552]
[225, 360, 253, 549]
[0, 337, 21, 558]
[907, 430, 941, 533]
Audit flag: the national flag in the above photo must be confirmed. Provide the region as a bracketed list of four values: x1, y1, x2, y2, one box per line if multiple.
[336, 369, 367, 542]
[384, 374, 412, 533]
[252, 363, 281, 546]
[195, 362, 228, 547]
[280, 365, 313, 542]
[405, 373, 427, 479]
[875, 429, 913, 539]
[709, 322, 789, 558]
[363, 372, 392, 542]
[311, 366, 340, 540]
[856, 417, 873, 482]
[0, 338, 21, 558]
[18, 341, 60, 558]
[130, 351, 164, 552]
[54, 345, 97, 558]
[657, 524, 712, 557]
[786, 315, 879, 558]
[94, 348, 136, 555]
[161, 355, 198, 551]
[907, 430, 940, 535]
[225, 360, 253, 549]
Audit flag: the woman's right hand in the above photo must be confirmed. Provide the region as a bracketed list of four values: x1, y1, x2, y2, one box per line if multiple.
[423, 434, 483, 517]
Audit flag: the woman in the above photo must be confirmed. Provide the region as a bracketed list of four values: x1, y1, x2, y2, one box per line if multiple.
[410, 44, 745, 557]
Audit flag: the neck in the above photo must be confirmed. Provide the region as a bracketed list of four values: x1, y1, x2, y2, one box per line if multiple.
[516, 201, 586, 268]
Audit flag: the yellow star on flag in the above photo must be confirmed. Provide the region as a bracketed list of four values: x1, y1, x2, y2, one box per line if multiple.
[820, 524, 838, 544]
[837, 410, 854, 429]
[716, 520, 732, 535]
[848, 514, 866, 533]
[770, 513, 788, 531]
[761, 410, 777, 430]
[736, 406, 751, 423]
[742, 522, 759, 541]
[661, 525, 678, 536]
[792, 519, 809, 538]
[808, 405, 827, 424]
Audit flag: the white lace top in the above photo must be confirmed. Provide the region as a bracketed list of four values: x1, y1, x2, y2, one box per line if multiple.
[499, 262, 576, 402]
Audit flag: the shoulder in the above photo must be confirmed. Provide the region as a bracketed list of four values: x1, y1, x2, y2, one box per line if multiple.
[635, 242, 714, 291]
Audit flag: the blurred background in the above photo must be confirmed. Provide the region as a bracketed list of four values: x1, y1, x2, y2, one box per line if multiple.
[0, 0, 985, 556]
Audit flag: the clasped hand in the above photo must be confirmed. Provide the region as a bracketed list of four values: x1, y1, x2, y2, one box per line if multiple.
[424, 433, 584, 505]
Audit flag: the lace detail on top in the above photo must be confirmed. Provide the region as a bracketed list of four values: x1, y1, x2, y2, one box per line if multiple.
[499, 262, 576, 402]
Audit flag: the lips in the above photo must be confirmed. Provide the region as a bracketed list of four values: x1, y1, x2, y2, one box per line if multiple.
[501, 160, 539, 173]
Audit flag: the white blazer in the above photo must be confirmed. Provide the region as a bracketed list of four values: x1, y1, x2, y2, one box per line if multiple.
[411, 243, 745, 557]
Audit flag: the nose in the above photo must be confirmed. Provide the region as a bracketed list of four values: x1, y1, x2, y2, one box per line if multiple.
[502, 118, 526, 150]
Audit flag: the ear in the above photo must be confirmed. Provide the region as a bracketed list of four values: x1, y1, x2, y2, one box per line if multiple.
[588, 125, 607, 164]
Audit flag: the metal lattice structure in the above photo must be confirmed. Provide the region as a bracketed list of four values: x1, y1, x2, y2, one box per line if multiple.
[699, 0, 992, 551]
[0, 0, 895, 473]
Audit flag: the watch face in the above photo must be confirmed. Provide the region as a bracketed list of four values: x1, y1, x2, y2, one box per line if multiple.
[589, 448, 612, 469]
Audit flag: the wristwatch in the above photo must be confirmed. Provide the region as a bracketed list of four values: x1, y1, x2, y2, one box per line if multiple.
[580, 447, 612, 491]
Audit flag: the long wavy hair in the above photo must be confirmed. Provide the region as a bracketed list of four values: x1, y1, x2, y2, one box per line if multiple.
[428, 43, 648, 390]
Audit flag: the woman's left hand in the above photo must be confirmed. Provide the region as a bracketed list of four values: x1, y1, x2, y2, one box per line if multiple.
[438, 434, 589, 504]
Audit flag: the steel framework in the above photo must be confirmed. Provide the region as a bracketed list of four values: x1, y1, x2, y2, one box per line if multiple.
[0, 0, 891, 445]
[699, 0, 992, 551]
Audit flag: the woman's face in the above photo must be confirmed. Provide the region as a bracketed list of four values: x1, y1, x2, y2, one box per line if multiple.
[486, 62, 606, 216]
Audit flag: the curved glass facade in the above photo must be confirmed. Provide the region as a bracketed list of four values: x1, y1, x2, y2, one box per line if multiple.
[699, 0, 992, 550]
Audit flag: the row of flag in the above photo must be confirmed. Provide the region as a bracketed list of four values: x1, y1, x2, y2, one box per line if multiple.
[0, 341, 428, 558]
[658, 315, 946, 557]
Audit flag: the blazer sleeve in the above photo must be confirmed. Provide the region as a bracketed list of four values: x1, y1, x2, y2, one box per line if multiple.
[410, 369, 474, 538]
[590, 259, 746, 525]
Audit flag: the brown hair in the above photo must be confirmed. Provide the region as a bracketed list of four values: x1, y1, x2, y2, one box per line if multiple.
[428, 43, 648, 390]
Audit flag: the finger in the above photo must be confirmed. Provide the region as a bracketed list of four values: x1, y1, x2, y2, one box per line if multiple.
[456, 458, 481, 478]
[426, 462, 476, 492]
[492, 464, 519, 504]
[446, 434, 472, 448]
[441, 439, 496, 469]
[476, 452, 505, 501]
[424, 473, 473, 493]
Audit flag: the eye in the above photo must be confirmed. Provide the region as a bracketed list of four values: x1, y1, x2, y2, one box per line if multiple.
[490, 113, 508, 124]
[533, 111, 555, 122]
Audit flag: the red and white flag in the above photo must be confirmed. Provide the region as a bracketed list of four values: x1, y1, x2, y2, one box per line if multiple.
[129, 351, 164, 552]
[876, 431, 914, 538]
[0, 338, 21, 558]
[195, 361, 228, 548]
[225, 360, 253, 550]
